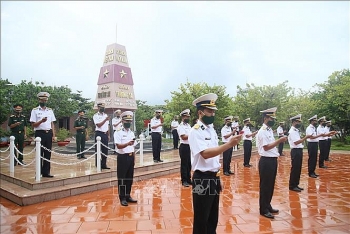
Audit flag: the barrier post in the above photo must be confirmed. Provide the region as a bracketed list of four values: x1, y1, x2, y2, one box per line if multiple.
[9, 136, 15, 173]
[139, 134, 145, 166]
[35, 137, 41, 182]
[96, 136, 101, 172]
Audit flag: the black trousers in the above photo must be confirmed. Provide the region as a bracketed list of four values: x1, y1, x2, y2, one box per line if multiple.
[222, 144, 233, 173]
[35, 130, 53, 175]
[179, 143, 191, 183]
[318, 140, 327, 167]
[117, 153, 135, 201]
[289, 148, 303, 188]
[325, 138, 332, 160]
[243, 140, 252, 166]
[307, 142, 318, 175]
[151, 132, 162, 161]
[278, 137, 284, 155]
[172, 129, 179, 149]
[11, 132, 25, 162]
[76, 132, 86, 158]
[259, 156, 277, 215]
[95, 131, 108, 167]
[192, 171, 221, 234]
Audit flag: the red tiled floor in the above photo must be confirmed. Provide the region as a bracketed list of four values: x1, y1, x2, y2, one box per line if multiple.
[1, 150, 350, 233]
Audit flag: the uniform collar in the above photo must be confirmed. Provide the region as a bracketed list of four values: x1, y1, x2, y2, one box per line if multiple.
[197, 119, 209, 130]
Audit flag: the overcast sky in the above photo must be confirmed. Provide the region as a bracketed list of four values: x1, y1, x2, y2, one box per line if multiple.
[1, 1, 349, 106]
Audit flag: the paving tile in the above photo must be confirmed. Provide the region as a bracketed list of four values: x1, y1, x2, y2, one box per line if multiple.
[1, 146, 350, 233]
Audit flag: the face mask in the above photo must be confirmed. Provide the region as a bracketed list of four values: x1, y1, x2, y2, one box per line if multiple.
[123, 123, 131, 128]
[322, 123, 326, 127]
[99, 108, 105, 112]
[39, 102, 46, 107]
[156, 115, 160, 119]
[312, 122, 317, 127]
[116, 115, 120, 118]
[184, 119, 190, 123]
[201, 111, 215, 125]
[226, 123, 231, 127]
[267, 120, 275, 127]
[15, 111, 22, 114]
[295, 124, 301, 129]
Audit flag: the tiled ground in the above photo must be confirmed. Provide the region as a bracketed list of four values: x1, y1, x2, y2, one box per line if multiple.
[1, 145, 350, 233]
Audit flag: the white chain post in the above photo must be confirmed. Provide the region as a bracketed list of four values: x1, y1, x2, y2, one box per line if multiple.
[139, 133, 145, 166]
[96, 136, 101, 172]
[9, 136, 15, 173]
[35, 137, 41, 182]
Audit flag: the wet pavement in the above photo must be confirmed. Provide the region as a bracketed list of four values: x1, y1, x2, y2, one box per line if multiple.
[1, 147, 350, 233]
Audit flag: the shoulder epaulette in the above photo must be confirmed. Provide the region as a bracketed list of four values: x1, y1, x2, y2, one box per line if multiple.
[262, 126, 267, 130]
[33, 107, 38, 110]
[194, 124, 200, 129]
[10, 115, 14, 117]
[46, 107, 52, 110]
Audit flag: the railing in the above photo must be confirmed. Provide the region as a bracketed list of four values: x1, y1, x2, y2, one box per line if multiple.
[0, 134, 147, 182]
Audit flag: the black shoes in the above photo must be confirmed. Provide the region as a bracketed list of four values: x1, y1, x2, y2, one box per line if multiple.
[319, 165, 328, 169]
[224, 172, 230, 176]
[121, 197, 137, 206]
[228, 171, 234, 174]
[42, 174, 54, 178]
[126, 197, 137, 203]
[261, 212, 274, 219]
[309, 174, 318, 178]
[290, 187, 302, 192]
[269, 208, 279, 213]
[244, 164, 252, 168]
[101, 166, 110, 169]
[154, 159, 164, 163]
[297, 186, 304, 190]
[121, 199, 128, 206]
[78, 156, 87, 159]
[182, 182, 190, 187]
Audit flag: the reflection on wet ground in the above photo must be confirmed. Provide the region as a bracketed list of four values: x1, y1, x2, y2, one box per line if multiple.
[1, 150, 349, 233]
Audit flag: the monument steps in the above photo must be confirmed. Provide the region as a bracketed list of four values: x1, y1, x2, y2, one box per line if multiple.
[0, 160, 180, 206]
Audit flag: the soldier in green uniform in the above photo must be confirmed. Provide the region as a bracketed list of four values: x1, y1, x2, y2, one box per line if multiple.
[8, 104, 28, 165]
[74, 110, 88, 159]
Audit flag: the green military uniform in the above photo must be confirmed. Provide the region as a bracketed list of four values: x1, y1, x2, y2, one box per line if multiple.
[74, 116, 88, 158]
[8, 113, 28, 165]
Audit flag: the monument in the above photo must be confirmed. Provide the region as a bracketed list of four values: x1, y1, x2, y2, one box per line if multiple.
[94, 40, 137, 114]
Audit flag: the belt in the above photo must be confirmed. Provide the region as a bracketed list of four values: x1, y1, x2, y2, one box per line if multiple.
[76, 130, 85, 133]
[11, 131, 23, 134]
[118, 153, 134, 157]
[195, 170, 220, 177]
[36, 130, 52, 133]
[96, 131, 107, 134]
[152, 132, 161, 134]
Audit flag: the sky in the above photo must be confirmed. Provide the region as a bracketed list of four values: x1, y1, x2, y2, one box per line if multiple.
[1, 1, 349, 106]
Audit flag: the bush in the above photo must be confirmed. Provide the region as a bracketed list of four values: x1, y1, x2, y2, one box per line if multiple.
[56, 128, 71, 141]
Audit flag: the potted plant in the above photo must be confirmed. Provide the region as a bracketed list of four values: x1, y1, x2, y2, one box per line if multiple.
[24, 127, 34, 147]
[56, 128, 71, 147]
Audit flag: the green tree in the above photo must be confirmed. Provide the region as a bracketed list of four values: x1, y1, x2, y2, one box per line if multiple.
[312, 69, 350, 141]
[134, 100, 154, 135]
[234, 81, 293, 128]
[164, 81, 235, 131]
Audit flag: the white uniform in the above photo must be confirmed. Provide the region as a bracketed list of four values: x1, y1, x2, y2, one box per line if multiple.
[221, 125, 233, 143]
[242, 125, 253, 141]
[288, 126, 303, 149]
[317, 125, 327, 141]
[306, 124, 318, 142]
[189, 120, 220, 172]
[325, 126, 331, 140]
[150, 117, 162, 133]
[93, 112, 109, 132]
[29, 106, 56, 130]
[171, 120, 179, 131]
[112, 117, 122, 131]
[177, 122, 191, 144]
[231, 121, 239, 134]
[277, 126, 284, 137]
[256, 123, 279, 157]
[114, 128, 136, 154]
